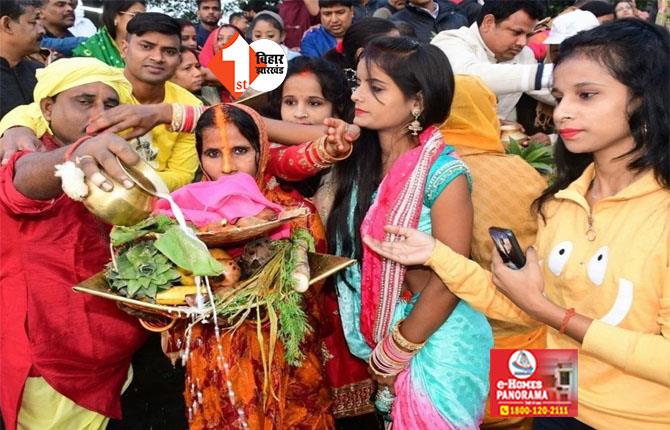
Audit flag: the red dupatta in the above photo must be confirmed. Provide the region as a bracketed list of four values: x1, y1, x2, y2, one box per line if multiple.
[359, 126, 445, 346]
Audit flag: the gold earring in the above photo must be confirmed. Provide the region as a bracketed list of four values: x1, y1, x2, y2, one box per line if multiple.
[408, 108, 422, 136]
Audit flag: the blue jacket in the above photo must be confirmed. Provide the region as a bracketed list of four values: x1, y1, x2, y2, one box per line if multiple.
[41, 34, 87, 57]
[196, 23, 213, 49]
[391, 1, 467, 44]
[300, 25, 336, 58]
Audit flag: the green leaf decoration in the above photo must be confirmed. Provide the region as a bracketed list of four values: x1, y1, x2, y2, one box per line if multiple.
[110, 215, 177, 246]
[277, 290, 310, 366]
[153, 226, 225, 276]
[505, 138, 555, 177]
[213, 230, 314, 367]
[106, 240, 180, 301]
[292, 228, 315, 252]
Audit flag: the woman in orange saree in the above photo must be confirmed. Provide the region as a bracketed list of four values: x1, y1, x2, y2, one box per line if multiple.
[176, 103, 348, 429]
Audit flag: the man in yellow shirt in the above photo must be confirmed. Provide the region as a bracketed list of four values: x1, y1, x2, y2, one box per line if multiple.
[0, 12, 202, 191]
[116, 12, 201, 190]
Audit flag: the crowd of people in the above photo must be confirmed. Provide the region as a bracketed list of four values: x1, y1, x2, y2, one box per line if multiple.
[0, 0, 668, 430]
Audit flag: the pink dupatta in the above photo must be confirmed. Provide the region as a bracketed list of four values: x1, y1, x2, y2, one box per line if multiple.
[153, 173, 283, 228]
[198, 27, 220, 67]
[359, 126, 445, 346]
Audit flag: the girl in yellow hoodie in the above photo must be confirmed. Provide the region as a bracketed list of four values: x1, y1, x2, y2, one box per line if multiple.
[363, 19, 670, 430]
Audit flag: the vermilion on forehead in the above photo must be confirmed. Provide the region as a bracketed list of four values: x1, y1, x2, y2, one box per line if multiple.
[213, 107, 229, 151]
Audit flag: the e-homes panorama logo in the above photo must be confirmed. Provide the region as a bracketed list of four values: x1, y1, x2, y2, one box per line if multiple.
[208, 33, 287, 99]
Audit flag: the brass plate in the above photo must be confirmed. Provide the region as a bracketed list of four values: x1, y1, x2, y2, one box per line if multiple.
[196, 207, 309, 246]
[73, 252, 355, 318]
[73, 272, 203, 317]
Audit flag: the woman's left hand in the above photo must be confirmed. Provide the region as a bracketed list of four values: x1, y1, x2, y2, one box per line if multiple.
[323, 117, 359, 159]
[368, 367, 397, 389]
[490, 246, 548, 317]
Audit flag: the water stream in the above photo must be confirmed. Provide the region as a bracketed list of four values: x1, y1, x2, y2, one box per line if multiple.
[155, 192, 248, 428]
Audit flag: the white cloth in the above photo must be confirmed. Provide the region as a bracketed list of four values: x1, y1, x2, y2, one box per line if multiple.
[431, 23, 554, 120]
[68, 3, 97, 37]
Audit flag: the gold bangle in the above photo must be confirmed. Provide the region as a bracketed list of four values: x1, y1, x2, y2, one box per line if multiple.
[316, 134, 353, 163]
[308, 137, 331, 169]
[391, 320, 425, 352]
[170, 103, 184, 132]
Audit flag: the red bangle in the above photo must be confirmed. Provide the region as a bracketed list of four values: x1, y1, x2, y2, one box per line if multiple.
[64, 135, 94, 161]
[305, 140, 328, 168]
[182, 105, 195, 132]
[559, 308, 576, 334]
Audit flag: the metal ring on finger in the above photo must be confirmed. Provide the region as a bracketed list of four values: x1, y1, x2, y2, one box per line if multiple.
[74, 154, 96, 166]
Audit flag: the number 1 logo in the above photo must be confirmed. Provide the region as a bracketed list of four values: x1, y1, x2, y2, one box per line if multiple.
[208, 33, 287, 99]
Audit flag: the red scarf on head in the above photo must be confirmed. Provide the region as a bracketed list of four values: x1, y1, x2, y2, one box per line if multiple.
[359, 126, 445, 346]
[199, 27, 221, 68]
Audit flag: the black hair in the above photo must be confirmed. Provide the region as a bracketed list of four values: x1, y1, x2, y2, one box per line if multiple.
[126, 12, 181, 39]
[579, 1, 614, 17]
[324, 17, 399, 72]
[196, 0, 221, 8]
[394, 21, 419, 39]
[230, 12, 246, 22]
[476, 0, 546, 26]
[0, 0, 41, 21]
[534, 19, 670, 219]
[263, 56, 352, 197]
[177, 18, 195, 32]
[194, 105, 261, 168]
[250, 12, 284, 34]
[319, 0, 354, 9]
[179, 46, 198, 57]
[265, 56, 350, 122]
[101, 0, 146, 40]
[217, 23, 246, 40]
[327, 37, 455, 265]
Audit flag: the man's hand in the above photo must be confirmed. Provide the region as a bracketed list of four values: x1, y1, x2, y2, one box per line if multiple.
[323, 117, 359, 159]
[72, 132, 141, 191]
[0, 127, 43, 165]
[85, 104, 173, 140]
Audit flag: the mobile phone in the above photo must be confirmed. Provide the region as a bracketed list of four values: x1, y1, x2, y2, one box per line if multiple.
[488, 227, 527, 269]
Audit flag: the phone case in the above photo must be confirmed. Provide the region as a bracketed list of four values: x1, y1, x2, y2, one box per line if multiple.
[488, 227, 527, 269]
